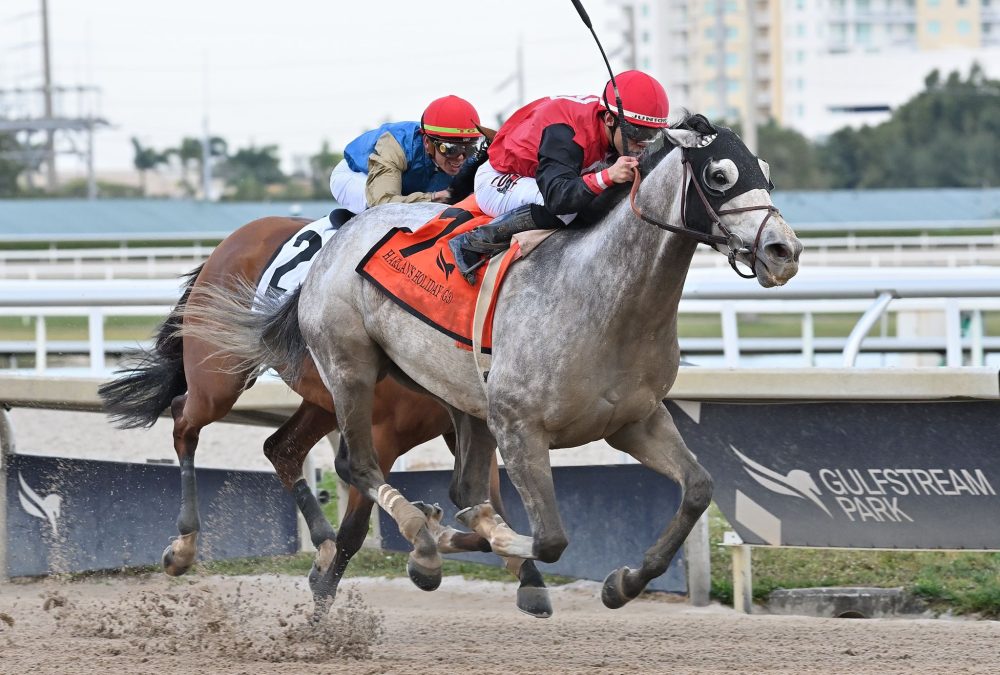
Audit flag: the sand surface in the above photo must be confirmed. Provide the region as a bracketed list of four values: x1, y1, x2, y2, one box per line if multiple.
[1, 572, 998, 675]
[4, 412, 999, 674]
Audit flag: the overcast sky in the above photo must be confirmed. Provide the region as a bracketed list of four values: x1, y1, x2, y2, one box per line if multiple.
[0, 0, 624, 173]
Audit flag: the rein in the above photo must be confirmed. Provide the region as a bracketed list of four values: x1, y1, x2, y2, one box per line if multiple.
[628, 153, 780, 279]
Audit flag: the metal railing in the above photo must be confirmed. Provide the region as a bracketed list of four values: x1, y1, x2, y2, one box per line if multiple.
[4, 231, 1000, 281]
[1, 267, 998, 373]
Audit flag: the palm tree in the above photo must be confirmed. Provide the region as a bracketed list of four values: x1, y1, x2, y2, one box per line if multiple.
[219, 144, 285, 200]
[131, 137, 169, 197]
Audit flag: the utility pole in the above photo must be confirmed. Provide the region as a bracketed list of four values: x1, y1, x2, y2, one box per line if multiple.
[621, 4, 637, 70]
[743, 0, 759, 154]
[516, 36, 525, 108]
[41, 0, 57, 190]
[495, 36, 526, 127]
[201, 116, 213, 201]
[714, 0, 727, 119]
[200, 52, 212, 201]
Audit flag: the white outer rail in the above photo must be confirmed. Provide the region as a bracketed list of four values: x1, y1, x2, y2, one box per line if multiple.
[3, 267, 1000, 372]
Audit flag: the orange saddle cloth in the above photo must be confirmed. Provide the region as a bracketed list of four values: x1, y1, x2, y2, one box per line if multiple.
[356, 196, 521, 352]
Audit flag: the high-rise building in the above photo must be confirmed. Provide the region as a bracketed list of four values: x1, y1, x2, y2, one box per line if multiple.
[611, 0, 1000, 137]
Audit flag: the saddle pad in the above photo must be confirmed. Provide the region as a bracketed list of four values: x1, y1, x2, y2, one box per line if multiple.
[255, 213, 342, 308]
[356, 196, 521, 352]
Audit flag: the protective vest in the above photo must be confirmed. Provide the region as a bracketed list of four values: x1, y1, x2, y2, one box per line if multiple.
[488, 96, 609, 178]
[343, 121, 451, 195]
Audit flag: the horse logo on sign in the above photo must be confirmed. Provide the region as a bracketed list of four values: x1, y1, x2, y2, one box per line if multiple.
[731, 445, 833, 518]
[17, 471, 62, 535]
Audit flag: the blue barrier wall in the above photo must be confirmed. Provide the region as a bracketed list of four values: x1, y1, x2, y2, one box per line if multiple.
[380, 464, 687, 593]
[6, 454, 298, 577]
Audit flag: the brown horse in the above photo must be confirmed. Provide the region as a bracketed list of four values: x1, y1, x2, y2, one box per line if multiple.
[98, 212, 550, 617]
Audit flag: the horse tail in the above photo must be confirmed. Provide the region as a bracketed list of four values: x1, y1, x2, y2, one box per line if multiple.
[176, 277, 309, 386]
[98, 264, 203, 429]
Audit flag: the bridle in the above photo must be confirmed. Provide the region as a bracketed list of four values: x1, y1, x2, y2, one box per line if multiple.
[628, 150, 780, 279]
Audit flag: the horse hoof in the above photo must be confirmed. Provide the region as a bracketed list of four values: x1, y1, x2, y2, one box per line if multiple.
[601, 566, 636, 610]
[161, 544, 190, 577]
[516, 586, 553, 619]
[412, 501, 443, 522]
[308, 562, 339, 604]
[407, 556, 442, 592]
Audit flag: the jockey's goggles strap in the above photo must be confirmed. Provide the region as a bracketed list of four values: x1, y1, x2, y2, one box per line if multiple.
[432, 140, 478, 159]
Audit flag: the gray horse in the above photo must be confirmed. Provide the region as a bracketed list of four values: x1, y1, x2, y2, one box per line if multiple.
[183, 115, 801, 610]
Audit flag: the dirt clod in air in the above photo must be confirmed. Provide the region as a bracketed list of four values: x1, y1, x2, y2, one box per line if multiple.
[46, 578, 383, 662]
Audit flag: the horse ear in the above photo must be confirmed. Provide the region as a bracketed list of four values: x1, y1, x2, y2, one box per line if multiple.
[664, 113, 718, 148]
[758, 158, 775, 191]
[664, 127, 717, 149]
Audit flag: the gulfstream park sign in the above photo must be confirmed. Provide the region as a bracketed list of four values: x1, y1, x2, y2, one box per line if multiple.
[669, 400, 1000, 550]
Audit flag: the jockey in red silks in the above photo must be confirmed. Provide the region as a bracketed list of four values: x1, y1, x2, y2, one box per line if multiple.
[449, 70, 670, 283]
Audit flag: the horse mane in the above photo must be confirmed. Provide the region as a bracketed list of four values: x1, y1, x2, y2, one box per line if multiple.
[574, 111, 717, 226]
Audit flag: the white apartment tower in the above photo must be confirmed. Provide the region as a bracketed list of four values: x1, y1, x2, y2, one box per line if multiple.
[610, 0, 1000, 137]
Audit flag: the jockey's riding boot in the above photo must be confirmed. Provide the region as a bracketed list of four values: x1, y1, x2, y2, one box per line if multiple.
[449, 204, 541, 285]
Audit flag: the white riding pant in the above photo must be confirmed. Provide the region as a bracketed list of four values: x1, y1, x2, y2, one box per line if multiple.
[329, 159, 368, 214]
[474, 161, 575, 225]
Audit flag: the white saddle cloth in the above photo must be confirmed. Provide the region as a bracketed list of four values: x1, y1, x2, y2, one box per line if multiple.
[254, 215, 340, 309]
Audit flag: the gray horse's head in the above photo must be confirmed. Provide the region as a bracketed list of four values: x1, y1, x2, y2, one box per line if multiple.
[664, 115, 802, 287]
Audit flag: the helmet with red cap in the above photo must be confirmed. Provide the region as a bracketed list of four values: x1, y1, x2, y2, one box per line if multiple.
[420, 95, 483, 140]
[598, 70, 670, 128]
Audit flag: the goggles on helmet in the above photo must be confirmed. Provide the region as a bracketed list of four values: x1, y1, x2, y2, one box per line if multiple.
[625, 123, 663, 144]
[430, 139, 478, 159]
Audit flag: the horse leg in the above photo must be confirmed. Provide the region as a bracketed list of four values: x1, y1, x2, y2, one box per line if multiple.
[486, 454, 552, 619]
[468, 413, 567, 564]
[262, 401, 340, 605]
[437, 412, 552, 617]
[310, 337, 441, 591]
[163, 393, 201, 575]
[447, 412, 559, 563]
[163, 384, 241, 575]
[319, 414, 426, 612]
[602, 404, 713, 609]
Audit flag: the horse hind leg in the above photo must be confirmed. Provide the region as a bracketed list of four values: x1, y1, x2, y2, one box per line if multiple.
[163, 394, 208, 575]
[310, 334, 441, 591]
[602, 405, 713, 609]
[162, 364, 249, 576]
[262, 402, 339, 607]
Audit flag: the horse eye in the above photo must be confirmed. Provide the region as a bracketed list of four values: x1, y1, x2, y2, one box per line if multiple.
[712, 170, 726, 184]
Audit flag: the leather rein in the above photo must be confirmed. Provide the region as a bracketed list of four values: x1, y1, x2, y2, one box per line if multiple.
[628, 153, 780, 279]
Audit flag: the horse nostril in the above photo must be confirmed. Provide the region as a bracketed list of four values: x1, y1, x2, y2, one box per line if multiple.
[765, 242, 792, 262]
[764, 239, 802, 264]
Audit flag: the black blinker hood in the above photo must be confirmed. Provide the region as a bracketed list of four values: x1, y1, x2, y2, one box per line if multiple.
[683, 126, 773, 234]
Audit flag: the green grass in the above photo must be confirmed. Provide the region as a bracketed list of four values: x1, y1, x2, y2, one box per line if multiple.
[0, 315, 162, 341]
[706, 503, 1000, 617]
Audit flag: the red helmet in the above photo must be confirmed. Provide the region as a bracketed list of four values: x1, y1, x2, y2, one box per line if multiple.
[598, 70, 670, 128]
[420, 95, 482, 140]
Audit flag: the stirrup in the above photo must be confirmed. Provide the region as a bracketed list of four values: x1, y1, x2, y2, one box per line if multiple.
[448, 236, 484, 285]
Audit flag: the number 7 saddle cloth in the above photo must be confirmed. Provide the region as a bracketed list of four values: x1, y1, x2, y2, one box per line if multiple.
[357, 196, 527, 354]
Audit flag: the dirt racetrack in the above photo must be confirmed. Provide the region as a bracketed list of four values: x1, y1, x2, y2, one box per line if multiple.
[1, 572, 998, 675]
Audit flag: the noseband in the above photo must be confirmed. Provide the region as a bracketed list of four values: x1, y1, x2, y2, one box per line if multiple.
[628, 152, 780, 279]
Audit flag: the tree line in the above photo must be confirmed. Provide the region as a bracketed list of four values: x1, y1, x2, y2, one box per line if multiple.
[0, 65, 996, 199]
